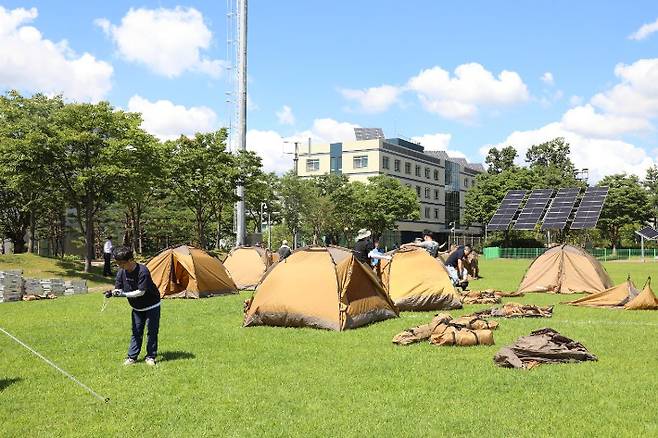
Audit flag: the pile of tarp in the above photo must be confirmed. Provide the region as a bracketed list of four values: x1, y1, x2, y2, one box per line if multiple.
[494, 328, 597, 369]
[468, 302, 553, 318]
[392, 313, 498, 346]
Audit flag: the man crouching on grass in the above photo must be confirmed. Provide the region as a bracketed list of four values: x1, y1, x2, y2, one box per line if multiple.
[105, 246, 161, 366]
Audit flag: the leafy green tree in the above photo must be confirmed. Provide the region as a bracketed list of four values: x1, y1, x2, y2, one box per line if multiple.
[358, 175, 419, 237]
[106, 119, 164, 254]
[0, 180, 29, 253]
[525, 137, 575, 178]
[485, 146, 517, 174]
[278, 171, 314, 248]
[164, 130, 235, 248]
[643, 165, 658, 228]
[0, 91, 64, 253]
[50, 102, 134, 272]
[597, 174, 650, 250]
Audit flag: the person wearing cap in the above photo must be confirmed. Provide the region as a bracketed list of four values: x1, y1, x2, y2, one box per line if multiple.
[353, 228, 374, 264]
[278, 240, 292, 260]
[102, 235, 113, 276]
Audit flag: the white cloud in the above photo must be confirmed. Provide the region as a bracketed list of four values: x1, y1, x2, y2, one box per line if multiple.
[0, 6, 113, 101]
[276, 105, 295, 125]
[590, 59, 658, 117]
[339, 84, 401, 113]
[541, 72, 554, 85]
[411, 133, 452, 151]
[96, 7, 224, 78]
[127, 95, 217, 140]
[246, 130, 292, 174]
[406, 63, 529, 121]
[569, 95, 584, 107]
[561, 104, 652, 138]
[628, 18, 658, 41]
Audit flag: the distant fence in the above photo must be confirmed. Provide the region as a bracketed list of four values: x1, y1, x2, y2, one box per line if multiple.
[484, 247, 658, 262]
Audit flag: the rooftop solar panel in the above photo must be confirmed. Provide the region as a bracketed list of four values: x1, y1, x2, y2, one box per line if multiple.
[570, 186, 609, 230]
[513, 189, 554, 230]
[541, 188, 581, 231]
[354, 127, 385, 141]
[635, 226, 658, 240]
[487, 190, 527, 231]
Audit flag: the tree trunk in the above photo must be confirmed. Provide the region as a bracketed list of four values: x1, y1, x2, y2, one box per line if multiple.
[136, 203, 143, 254]
[8, 228, 27, 253]
[196, 210, 206, 249]
[123, 211, 132, 247]
[84, 200, 94, 273]
[215, 206, 222, 249]
[27, 208, 36, 254]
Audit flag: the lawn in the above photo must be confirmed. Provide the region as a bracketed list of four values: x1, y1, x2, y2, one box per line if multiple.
[1, 257, 657, 437]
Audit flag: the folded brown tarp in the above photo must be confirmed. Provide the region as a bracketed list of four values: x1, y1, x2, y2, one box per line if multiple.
[22, 293, 57, 301]
[429, 323, 495, 346]
[392, 313, 498, 345]
[461, 290, 502, 305]
[494, 328, 597, 369]
[468, 302, 553, 318]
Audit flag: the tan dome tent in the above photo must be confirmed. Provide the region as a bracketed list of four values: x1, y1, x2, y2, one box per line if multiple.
[243, 246, 398, 331]
[380, 247, 462, 311]
[568, 277, 658, 309]
[518, 244, 612, 294]
[568, 278, 640, 308]
[224, 246, 273, 289]
[146, 245, 238, 298]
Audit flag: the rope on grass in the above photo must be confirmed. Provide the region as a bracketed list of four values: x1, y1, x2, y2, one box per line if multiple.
[0, 326, 110, 403]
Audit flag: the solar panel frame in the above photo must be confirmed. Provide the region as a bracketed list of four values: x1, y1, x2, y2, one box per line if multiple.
[635, 226, 658, 240]
[541, 188, 581, 231]
[513, 189, 554, 230]
[487, 190, 527, 230]
[570, 186, 609, 230]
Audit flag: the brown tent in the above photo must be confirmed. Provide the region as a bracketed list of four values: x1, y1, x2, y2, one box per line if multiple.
[243, 246, 398, 330]
[224, 246, 273, 289]
[380, 247, 462, 311]
[568, 278, 640, 308]
[517, 244, 612, 294]
[146, 245, 238, 298]
[624, 279, 658, 310]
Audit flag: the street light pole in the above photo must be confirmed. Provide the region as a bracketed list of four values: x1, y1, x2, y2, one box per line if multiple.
[235, 0, 248, 246]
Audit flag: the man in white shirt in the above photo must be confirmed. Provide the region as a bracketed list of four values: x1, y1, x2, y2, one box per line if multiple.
[103, 236, 113, 276]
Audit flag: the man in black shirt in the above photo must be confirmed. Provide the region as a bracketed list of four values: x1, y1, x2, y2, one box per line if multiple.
[105, 246, 161, 366]
[278, 240, 292, 260]
[353, 228, 374, 264]
[445, 244, 472, 290]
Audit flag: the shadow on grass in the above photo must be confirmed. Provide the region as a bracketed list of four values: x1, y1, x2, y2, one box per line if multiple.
[0, 377, 22, 391]
[159, 351, 195, 362]
[44, 259, 113, 285]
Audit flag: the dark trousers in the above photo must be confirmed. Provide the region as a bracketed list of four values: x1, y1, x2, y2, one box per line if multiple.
[103, 252, 112, 276]
[127, 306, 160, 360]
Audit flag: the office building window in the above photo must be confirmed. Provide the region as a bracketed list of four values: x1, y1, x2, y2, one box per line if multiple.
[306, 159, 320, 172]
[434, 208, 439, 219]
[330, 143, 342, 175]
[424, 187, 430, 199]
[394, 159, 401, 172]
[353, 155, 368, 169]
[445, 190, 461, 228]
[382, 156, 390, 169]
[434, 189, 440, 200]
[425, 167, 430, 179]
[434, 169, 439, 181]
[405, 162, 411, 174]
[416, 186, 421, 196]
[464, 177, 469, 188]
[445, 160, 460, 190]
[424, 207, 431, 218]
[415, 165, 421, 177]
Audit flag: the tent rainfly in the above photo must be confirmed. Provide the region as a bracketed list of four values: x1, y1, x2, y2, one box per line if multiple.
[224, 246, 273, 289]
[243, 246, 398, 330]
[568, 277, 658, 310]
[517, 244, 612, 294]
[146, 245, 238, 298]
[380, 247, 462, 311]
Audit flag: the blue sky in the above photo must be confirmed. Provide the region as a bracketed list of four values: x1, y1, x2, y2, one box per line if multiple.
[1, 1, 658, 180]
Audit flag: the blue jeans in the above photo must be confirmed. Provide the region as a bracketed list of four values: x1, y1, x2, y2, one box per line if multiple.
[127, 306, 160, 360]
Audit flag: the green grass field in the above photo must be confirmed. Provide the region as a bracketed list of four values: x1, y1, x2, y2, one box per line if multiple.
[1, 256, 657, 437]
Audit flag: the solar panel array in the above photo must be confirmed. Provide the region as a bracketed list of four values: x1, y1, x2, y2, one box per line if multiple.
[513, 189, 554, 230]
[487, 190, 527, 231]
[354, 127, 385, 141]
[636, 226, 658, 240]
[541, 188, 580, 231]
[570, 187, 609, 230]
